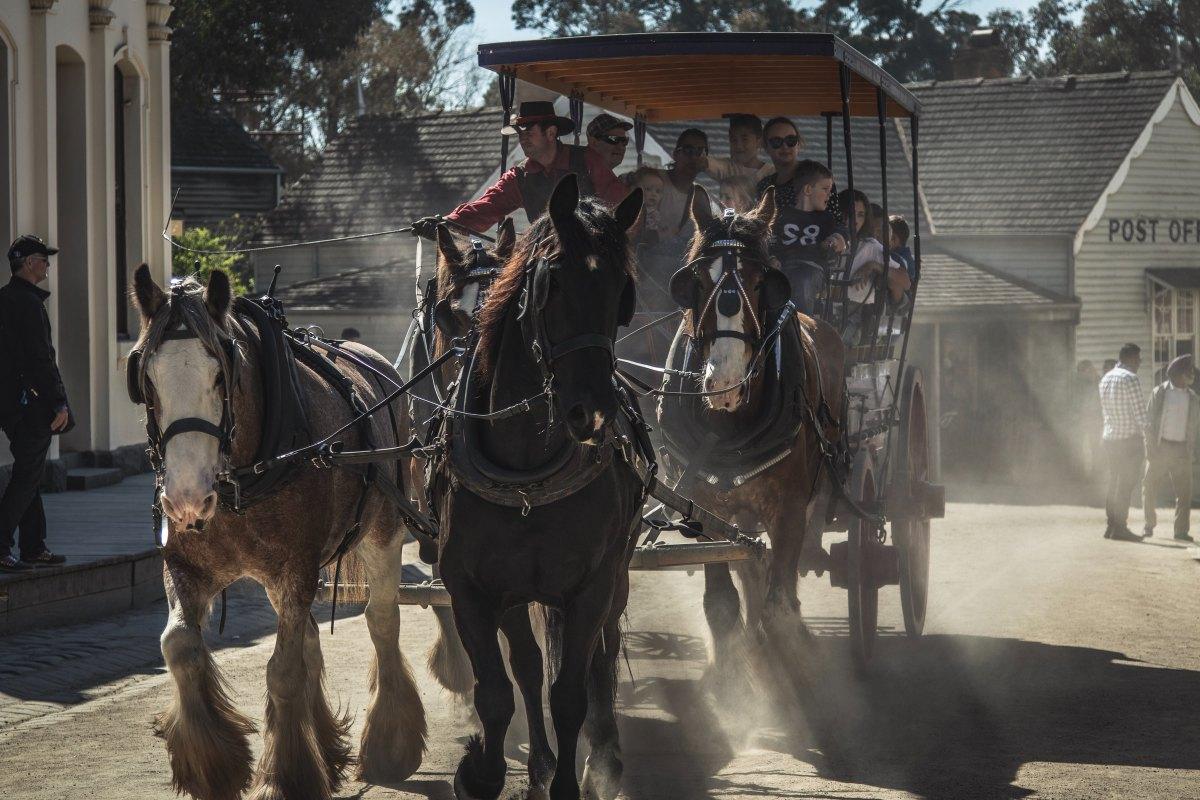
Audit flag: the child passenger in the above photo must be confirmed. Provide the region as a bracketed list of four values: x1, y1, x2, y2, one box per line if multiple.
[770, 160, 848, 314]
[889, 214, 915, 280]
[718, 175, 757, 213]
[839, 189, 911, 345]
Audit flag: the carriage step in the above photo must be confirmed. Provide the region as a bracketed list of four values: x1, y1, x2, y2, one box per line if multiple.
[629, 541, 763, 570]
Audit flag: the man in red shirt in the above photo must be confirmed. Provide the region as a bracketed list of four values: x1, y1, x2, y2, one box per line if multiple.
[418, 101, 627, 236]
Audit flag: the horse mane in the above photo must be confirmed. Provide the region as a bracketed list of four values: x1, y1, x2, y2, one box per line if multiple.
[684, 207, 773, 271]
[473, 199, 635, 379]
[130, 276, 242, 398]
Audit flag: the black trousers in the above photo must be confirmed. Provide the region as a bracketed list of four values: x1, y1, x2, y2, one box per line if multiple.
[0, 408, 51, 558]
[1103, 435, 1144, 531]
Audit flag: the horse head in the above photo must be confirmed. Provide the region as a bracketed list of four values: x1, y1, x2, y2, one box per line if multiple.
[433, 217, 516, 339]
[477, 174, 642, 444]
[670, 185, 789, 411]
[129, 265, 240, 530]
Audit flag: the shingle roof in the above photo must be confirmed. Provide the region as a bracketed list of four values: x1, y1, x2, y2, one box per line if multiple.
[909, 71, 1179, 234]
[648, 117, 918, 222]
[256, 108, 504, 244]
[171, 106, 280, 171]
[916, 252, 1076, 314]
[274, 261, 410, 311]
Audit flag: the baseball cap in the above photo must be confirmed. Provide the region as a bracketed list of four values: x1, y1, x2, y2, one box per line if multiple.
[7, 234, 58, 264]
[586, 113, 633, 139]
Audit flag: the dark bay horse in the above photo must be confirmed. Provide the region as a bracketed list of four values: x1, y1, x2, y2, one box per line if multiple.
[659, 186, 846, 671]
[129, 267, 425, 800]
[432, 175, 644, 800]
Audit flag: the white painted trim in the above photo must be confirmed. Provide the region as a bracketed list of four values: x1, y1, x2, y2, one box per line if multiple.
[1072, 79, 1200, 255]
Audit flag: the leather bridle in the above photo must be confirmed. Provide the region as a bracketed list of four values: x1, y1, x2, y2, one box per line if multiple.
[516, 253, 635, 427]
[127, 298, 241, 523]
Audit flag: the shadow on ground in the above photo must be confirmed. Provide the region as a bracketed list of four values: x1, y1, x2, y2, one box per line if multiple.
[617, 628, 1200, 799]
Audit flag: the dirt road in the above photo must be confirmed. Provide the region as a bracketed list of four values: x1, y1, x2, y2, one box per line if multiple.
[3, 500, 1199, 799]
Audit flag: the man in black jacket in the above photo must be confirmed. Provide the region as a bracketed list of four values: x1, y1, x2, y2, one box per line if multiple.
[0, 235, 70, 571]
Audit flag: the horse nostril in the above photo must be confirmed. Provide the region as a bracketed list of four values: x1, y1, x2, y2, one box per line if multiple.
[566, 404, 591, 436]
[199, 492, 218, 519]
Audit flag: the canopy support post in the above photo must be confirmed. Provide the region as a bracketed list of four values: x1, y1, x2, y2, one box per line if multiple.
[838, 63, 856, 336]
[825, 112, 834, 170]
[909, 116, 921, 285]
[570, 92, 584, 147]
[634, 114, 647, 167]
[874, 84, 892, 360]
[498, 70, 516, 173]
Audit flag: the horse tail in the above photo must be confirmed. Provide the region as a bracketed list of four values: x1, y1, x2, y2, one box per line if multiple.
[530, 604, 565, 685]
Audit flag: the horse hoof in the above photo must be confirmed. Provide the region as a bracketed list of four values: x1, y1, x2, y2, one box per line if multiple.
[580, 751, 622, 800]
[454, 769, 503, 800]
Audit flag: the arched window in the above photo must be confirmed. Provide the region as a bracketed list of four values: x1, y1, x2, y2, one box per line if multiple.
[114, 58, 145, 337]
[0, 30, 13, 249]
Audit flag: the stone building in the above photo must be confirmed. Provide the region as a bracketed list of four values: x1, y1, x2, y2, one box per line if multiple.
[0, 0, 174, 470]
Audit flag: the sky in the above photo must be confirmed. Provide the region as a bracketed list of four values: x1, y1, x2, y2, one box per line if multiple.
[467, 0, 1047, 43]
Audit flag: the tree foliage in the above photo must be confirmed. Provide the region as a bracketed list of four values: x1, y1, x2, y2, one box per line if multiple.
[170, 0, 387, 105]
[171, 225, 254, 296]
[172, 1, 478, 182]
[512, 0, 984, 81]
[511, 0, 1198, 88]
[987, 0, 1197, 94]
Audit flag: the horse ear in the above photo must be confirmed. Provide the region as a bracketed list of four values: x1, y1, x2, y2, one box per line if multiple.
[752, 186, 778, 228]
[690, 184, 716, 230]
[435, 224, 462, 265]
[548, 173, 580, 230]
[495, 217, 517, 260]
[615, 187, 643, 232]
[132, 264, 165, 320]
[204, 269, 232, 321]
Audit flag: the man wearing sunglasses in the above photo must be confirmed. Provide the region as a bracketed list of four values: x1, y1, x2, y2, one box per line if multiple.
[0, 235, 70, 572]
[429, 100, 626, 235]
[643, 128, 715, 244]
[586, 113, 632, 171]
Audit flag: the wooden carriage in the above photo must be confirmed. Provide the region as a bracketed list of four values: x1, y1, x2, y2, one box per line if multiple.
[395, 32, 945, 667]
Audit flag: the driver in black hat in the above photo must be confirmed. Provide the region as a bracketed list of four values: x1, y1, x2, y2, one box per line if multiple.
[417, 100, 627, 235]
[0, 235, 70, 571]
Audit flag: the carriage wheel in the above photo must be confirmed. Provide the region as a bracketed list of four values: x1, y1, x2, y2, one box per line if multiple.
[847, 450, 880, 667]
[893, 366, 931, 638]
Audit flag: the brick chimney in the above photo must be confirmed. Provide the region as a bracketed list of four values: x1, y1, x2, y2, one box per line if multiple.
[952, 28, 1011, 80]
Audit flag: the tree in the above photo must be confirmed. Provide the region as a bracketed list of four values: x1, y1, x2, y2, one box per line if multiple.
[987, 0, 1198, 94]
[279, 1, 479, 151]
[171, 224, 255, 295]
[510, 0, 980, 81]
[173, 1, 478, 184]
[170, 0, 386, 106]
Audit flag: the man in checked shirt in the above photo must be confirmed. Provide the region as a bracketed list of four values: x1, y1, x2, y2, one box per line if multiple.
[1099, 343, 1150, 541]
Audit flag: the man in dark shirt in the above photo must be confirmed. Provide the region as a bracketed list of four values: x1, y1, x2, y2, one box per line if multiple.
[0, 235, 70, 571]
[417, 101, 626, 235]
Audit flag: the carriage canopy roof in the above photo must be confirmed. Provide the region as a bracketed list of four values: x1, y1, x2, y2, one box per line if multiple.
[477, 32, 920, 122]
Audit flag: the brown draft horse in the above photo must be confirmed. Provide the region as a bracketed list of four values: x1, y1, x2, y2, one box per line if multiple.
[433, 176, 644, 800]
[659, 186, 846, 672]
[130, 267, 424, 800]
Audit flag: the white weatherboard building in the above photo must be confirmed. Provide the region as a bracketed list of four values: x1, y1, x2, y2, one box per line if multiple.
[0, 0, 173, 469]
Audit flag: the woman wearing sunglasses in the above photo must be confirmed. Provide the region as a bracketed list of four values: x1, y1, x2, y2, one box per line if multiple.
[755, 117, 808, 208]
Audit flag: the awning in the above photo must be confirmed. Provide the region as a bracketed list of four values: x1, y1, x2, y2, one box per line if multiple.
[477, 33, 919, 121]
[1147, 268, 1200, 289]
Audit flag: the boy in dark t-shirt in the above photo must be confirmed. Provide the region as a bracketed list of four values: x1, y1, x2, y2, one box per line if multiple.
[768, 160, 847, 314]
